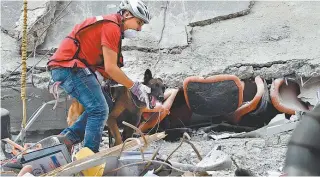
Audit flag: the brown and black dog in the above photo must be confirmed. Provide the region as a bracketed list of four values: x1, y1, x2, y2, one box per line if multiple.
[67, 69, 166, 146]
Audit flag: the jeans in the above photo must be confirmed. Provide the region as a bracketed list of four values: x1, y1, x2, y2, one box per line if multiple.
[50, 67, 113, 152]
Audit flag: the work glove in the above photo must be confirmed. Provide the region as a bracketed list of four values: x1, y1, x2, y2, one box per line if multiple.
[129, 82, 151, 104]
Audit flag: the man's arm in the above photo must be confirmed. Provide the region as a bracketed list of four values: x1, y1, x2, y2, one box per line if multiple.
[103, 45, 134, 88]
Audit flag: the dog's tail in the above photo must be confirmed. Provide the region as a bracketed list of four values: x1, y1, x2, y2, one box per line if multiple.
[67, 99, 84, 126]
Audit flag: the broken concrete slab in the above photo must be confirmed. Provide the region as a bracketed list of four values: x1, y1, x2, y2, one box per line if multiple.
[189, 1, 320, 79]
[1, 1, 320, 136]
[0, 1, 23, 35]
[1, 85, 70, 133]
[268, 114, 290, 126]
[1, 31, 21, 75]
[124, 1, 253, 50]
[122, 1, 167, 50]
[158, 1, 188, 49]
[39, 1, 123, 51]
[185, 1, 253, 27]
[39, 1, 252, 51]
[14, 1, 58, 52]
[209, 117, 298, 140]
[298, 76, 320, 106]
[238, 120, 298, 139]
[170, 147, 233, 172]
[3, 1, 320, 87]
[224, 60, 320, 80]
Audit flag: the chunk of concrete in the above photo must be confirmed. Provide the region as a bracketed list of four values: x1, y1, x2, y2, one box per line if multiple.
[1, 85, 70, 133]
[189, 1, 320, 80]
[210, 115, 298, 140]
[0, 1, 23, 34]
[39, 1, 252, 51]
[268, 114, 290, 126]
[14, 1, 58, 51]
[298, 76, 320, 106]
[122, 1, 167, 49]
[236, 120, 298, 138]
[195, 148, 232, 171]
[0, 31, 20, 75]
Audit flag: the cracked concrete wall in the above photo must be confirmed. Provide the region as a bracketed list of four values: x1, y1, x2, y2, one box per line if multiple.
[40, 1, 318, 84]
[122, 1, 320, 87]
[2, 1, 319, 87]
[2, 1, 319, 81]
[39, 1, 122, 50]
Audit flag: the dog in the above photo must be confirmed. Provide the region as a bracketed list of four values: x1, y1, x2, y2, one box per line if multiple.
[67, 69, 166, 146]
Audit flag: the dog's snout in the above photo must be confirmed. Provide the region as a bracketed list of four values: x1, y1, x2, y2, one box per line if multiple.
[158, 95, 164, 102]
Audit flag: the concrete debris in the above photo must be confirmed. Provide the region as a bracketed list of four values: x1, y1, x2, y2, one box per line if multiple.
[209, 114, 298, 140]
[196, 148, 232, 171]
[14, 1, 58, 52]
[36, 1, 253, 51]
[267, 114, 290, 126]
[224, 59, 320, 81]
[44, 132, 166, 176]
[151, 131, 291, 176]
[103, 151, 161, 176]
[0, 31, 20, 76]
[1, 85, 70, 133]
[210, 133, 242, 141]
[2, 2, 320, 87]
[257, 120, 298, 137]
[167, 148, 232, 173]
[0, 1, 23, 36]
[298, 76, 320, 106]
[2, 1, 320, 176]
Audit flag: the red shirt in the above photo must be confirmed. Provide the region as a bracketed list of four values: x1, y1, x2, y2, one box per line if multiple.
[48, 14, 122, 78]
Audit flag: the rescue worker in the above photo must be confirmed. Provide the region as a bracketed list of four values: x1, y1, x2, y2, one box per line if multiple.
[47, 0, 151, 152]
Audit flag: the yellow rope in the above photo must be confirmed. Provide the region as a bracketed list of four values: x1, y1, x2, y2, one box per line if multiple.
[21, 0, 28, 129]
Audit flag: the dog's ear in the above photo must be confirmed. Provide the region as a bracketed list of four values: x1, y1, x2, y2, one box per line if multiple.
[144, 69, 152, 84]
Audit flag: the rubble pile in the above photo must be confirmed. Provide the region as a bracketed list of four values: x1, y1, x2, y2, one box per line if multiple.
[1, 1, 320, 176]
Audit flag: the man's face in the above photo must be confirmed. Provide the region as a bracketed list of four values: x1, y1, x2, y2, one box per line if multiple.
[123, 12, 144, 31]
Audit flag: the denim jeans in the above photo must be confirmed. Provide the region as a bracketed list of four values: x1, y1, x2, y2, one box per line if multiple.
[50, 67, 113, 152]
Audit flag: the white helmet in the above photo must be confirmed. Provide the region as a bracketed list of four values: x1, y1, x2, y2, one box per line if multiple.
[119, 0, 151, 24]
